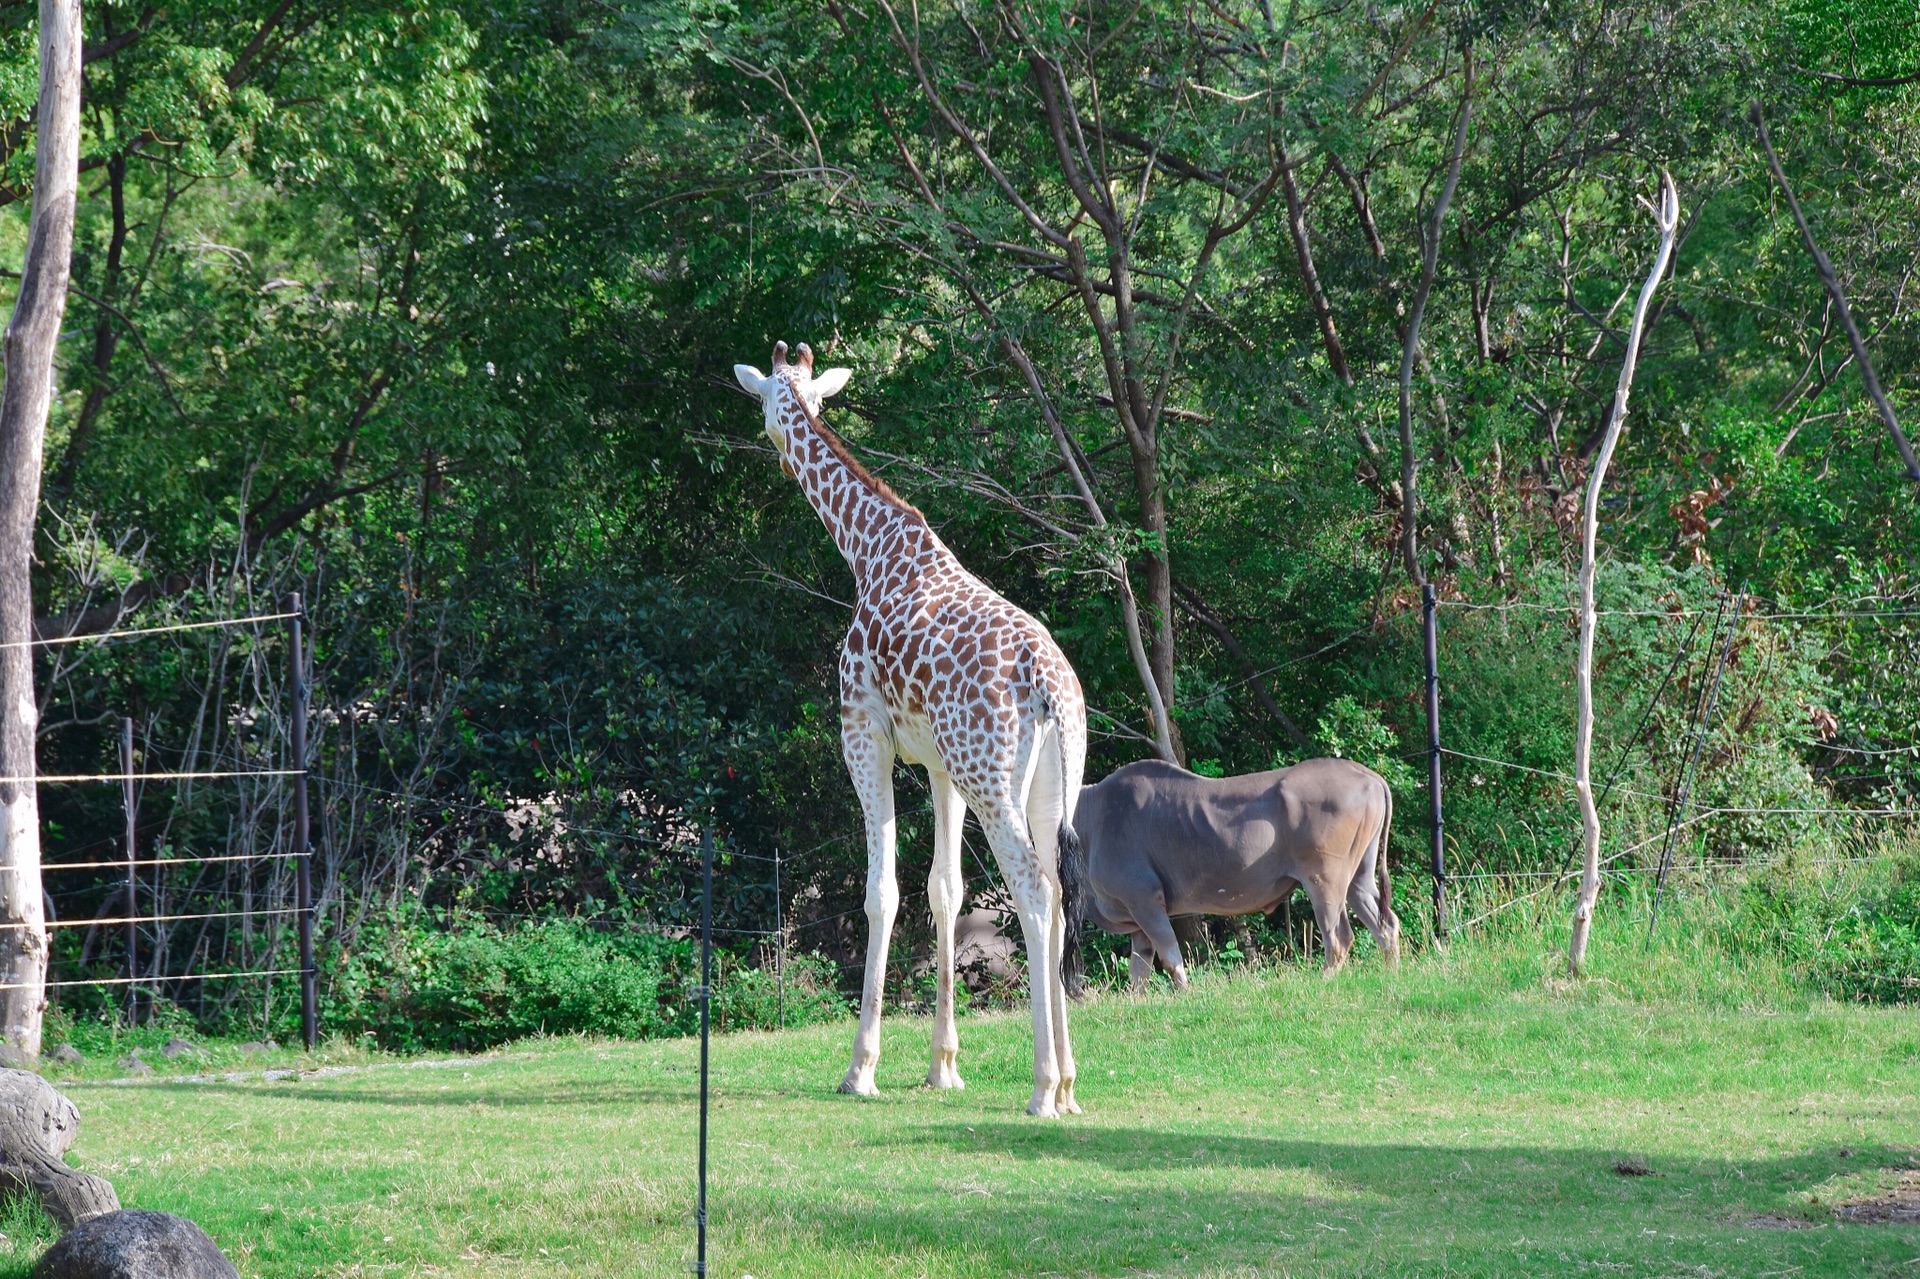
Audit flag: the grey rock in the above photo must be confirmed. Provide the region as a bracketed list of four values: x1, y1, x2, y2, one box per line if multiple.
[47, 1045, 83, 1065]
[0, 1042, 31, 1070]
[115, 1053, 151, 1077]
[158, 1038, 198, 1061]
[31, 1210, 237, 1279]
[234, 1041, 271, 1056]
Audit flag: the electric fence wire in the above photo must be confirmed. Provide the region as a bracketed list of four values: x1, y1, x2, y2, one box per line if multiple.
[3, 609, 303, 651]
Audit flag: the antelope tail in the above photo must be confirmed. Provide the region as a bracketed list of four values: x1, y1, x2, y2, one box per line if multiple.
[1376, 780, 1394, 913]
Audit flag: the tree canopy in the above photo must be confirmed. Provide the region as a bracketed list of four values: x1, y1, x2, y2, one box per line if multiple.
[4, 0, 1916, 999]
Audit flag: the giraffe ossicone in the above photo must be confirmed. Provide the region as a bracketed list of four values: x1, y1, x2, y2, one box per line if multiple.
[734, 341, 1090, 1117]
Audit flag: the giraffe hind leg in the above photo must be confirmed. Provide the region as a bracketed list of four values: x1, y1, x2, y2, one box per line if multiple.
[1026, 724, 1079, 1114]
[977, 802, 1064, 1118]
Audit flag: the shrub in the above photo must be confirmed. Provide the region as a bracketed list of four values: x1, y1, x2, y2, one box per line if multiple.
[317, 911, 849, 1051]
[1730, 841, 1920, 1004]
[711, 949, 851, 1032]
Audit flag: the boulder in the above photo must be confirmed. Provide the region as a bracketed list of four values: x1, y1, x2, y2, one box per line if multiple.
[115, 1054, 150, 1078]
[47, 1046, 83, 1066]
[0, 1069, 118, 1227]
[0, 1043, 32, 1070]
[157, 1040, 197, 1062]
[234, 1042, 272, 1056]
[30, 1210, 236, 1279]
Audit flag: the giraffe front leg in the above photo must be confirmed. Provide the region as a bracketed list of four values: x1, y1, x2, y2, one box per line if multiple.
[925, 770, 967, 1090]
[840, 703, 898, 1098]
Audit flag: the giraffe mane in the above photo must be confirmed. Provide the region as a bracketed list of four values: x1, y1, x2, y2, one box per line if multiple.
[781, 375, 926, 522]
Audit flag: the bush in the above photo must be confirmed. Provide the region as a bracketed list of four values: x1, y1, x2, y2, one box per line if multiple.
[1730, 841, 1920, 1004]
[711, 949, 851, 1032]
[318, 911, 849, 1052]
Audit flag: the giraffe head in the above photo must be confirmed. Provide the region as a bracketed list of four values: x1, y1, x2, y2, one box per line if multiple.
[733, 341, 852, 463]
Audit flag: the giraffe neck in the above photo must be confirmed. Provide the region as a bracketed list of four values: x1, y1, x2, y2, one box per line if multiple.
[774, 385, 944, 595]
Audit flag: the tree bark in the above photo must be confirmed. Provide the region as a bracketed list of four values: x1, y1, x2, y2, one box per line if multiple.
[1397, 49, 1473, 587]
[0, 0, 82, 1057]
[0, 1068, 120, 1227]
[1569, 173, 1679, 976]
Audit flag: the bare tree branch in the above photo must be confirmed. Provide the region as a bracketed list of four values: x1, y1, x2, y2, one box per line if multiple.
[1751, 100, 1920, 485]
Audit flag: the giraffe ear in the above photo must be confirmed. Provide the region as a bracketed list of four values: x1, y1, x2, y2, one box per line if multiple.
[813, 367, 852, 399]
[733, 364, 769, 396]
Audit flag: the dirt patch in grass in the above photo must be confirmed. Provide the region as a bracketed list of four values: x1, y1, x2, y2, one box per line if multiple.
[1740, 1214, 1823, 1230]
[1833, 1170, 1920, 1224]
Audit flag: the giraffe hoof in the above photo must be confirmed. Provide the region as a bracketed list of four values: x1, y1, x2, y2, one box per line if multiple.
[1026, 1081, 1065, 1117]
[1058, 1086, 1081, 1115]
[926, 1048, 964, 1090]
[838, 1070, 879, 1097]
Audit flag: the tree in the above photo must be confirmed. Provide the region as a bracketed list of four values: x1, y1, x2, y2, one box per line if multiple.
[0, 0, 81, 1056]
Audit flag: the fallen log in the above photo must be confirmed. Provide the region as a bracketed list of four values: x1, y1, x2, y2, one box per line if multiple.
[0, 1068, 119, 1228]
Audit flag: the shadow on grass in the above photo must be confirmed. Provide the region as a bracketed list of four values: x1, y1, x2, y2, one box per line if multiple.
[729, 1124, 1920, 1276]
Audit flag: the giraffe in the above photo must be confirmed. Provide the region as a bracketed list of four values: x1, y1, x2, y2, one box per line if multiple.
[734, 342, 1089, 1118]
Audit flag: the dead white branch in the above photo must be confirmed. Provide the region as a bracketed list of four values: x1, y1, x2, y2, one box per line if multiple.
[1568, 171, 1681, 975]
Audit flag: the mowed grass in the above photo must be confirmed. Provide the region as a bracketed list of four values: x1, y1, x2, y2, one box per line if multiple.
[47, 915, 1920, 1278]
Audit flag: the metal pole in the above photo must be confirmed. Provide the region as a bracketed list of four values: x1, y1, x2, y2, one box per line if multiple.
[774, 847, 784, 1032]
[695, 828, 713, 1276]
[1423, 584, 1447, 940]
[120, 716, 136, 1023]
[289, 593, 316, 1051]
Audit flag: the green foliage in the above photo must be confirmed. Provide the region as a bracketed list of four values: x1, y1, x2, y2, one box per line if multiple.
[1732, 843, 1920, 1004]
[316, 911, 847, 1052]
[321, 913, 689, 1052]
[1297, 694, 1417, 792]
[15, 0, 1920, 1042]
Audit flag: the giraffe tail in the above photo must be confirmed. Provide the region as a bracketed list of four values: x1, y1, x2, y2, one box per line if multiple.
[1058, 817, 1087, 999]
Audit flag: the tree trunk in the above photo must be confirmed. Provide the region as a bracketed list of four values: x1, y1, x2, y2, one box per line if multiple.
[0, 0, 82, 1057]
[1397, 50, 1473, 588]
[995, 332, 1177, 761]
[1569, 173, 1679, 976]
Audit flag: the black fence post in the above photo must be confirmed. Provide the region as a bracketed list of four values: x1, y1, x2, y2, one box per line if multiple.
[695, 828, 713, 1275]
[774, 846, 784, 1032]
[120, 716, 137, 1022]
[1423, 584, 1448, 941]
[289, 593, 317, 1051]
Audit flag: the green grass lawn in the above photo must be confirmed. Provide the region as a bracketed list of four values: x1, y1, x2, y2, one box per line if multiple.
[25, 916, 1920, 1277]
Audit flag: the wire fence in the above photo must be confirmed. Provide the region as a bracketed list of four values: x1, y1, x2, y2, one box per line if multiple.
[26, 600, 321, 1044]
[22, 578, 1915, 1035]
[1421, 587, 1919, 941]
